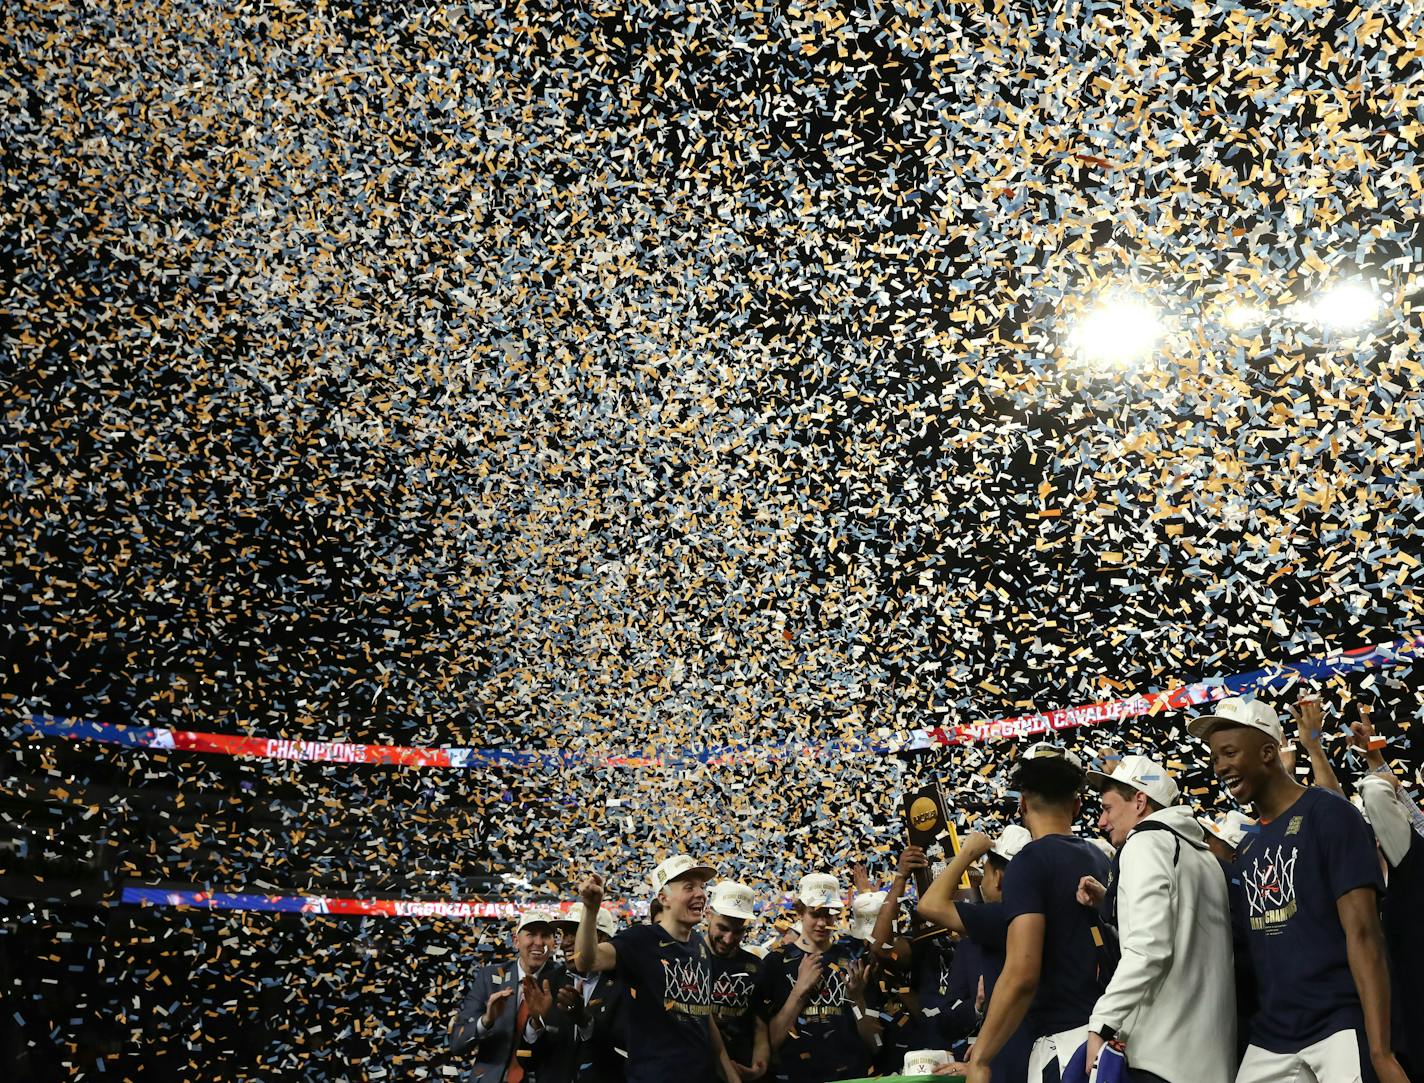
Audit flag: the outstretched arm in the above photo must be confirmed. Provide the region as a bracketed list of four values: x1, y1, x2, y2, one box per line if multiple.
[573, 875, 618, 973]
[1352, 708, 1417, 863]
[868, 846, 925, 966]
[916, 831, 993, 934]
[1292, 692, 1343, 797]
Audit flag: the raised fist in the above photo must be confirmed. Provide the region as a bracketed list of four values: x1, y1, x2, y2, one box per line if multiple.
[579, 873, 605, 907]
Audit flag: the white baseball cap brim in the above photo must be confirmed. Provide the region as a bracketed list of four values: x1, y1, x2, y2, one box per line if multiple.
[1085, 754, 1180, 807]
[515, 907, 559, 933]
[709, 881, 757, 920]
[554, 903, 617, 937]
[1020, 742, 1085, 770]
[650, 854, 717, 894]
[990, 824, 1032, 861]
[848, 892, 887, 940]
[1203, 810, 1256, 849]
[1187, 697, 1283, 743]
[797, 872, 845, 910]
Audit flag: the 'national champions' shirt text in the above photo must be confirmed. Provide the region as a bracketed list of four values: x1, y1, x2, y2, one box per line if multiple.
[1235, 786, 1383, 1053]
[612, 923, 716, 1083]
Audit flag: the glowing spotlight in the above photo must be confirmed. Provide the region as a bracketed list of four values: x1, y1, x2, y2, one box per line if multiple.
[1070, 297, 1163, 366]
[1223, 303, 1266, 330]
[1306, 282, 1381, 330]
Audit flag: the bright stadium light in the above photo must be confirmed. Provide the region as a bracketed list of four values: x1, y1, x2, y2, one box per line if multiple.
[1223, 303, 1267, 330]
[1069, 296, 1163, 366]
[1305, 281, 1381, 329]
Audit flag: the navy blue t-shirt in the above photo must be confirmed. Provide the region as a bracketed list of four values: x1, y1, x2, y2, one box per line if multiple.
[612, 923, 716, 1083]
[1382, 829, 1424, 1075]
[958, 901, 1031, 1083]
[762, 937, 871, 1083]
[959, 901, 1009, 955]
[943, 933, 986, 1044]
[1235, 786, 1384, 1053]
[708, 946, 765, 1067]
[958, 901, 1008, 1019]
[1000, 834, 1114, 1038]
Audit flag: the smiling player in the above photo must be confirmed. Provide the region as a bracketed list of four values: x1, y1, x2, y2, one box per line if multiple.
[1192, 695, 1408, 1083]
[574, 857, 739, 1083]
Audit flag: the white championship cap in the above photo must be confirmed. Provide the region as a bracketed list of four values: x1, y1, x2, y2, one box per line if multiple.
[554, 902, 617, 938]
[515, 906, 560, 933]
[1086, 753, 1180, 808]
[1203, 810, 1256, 850]
[904, 1049, 952, 1074]
[1019, 742, 1086, 770]
[848, 891, 887, 941]
[1187, 697, 1284, 744]
[796, 872, 845, 911]
[990, 824, 1032, 862]
[650, 854, 716, 894]
[708, 880, 757, 921]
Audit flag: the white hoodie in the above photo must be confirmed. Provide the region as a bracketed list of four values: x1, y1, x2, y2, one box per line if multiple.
[1088, 804, 1236, 1083]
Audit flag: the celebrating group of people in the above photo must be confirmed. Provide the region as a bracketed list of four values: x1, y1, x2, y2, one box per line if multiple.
[451, 694, 1423, 1083]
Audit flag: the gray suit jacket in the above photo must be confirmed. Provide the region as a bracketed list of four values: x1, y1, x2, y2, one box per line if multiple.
[450, 960, 576, 1083]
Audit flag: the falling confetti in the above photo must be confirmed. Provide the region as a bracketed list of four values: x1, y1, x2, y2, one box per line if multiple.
[3, 0, 1424, 1076]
